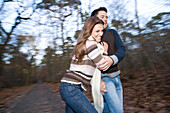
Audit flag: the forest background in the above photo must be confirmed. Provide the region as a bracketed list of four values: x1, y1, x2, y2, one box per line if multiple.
[0, 0, 169, 112]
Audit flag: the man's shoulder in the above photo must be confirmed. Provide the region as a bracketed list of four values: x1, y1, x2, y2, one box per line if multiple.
[105, 28, 117, 34]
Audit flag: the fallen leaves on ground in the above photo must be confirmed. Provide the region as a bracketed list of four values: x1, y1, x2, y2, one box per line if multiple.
[0, 68, 169, 113]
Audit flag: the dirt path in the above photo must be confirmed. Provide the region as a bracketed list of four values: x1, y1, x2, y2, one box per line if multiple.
[4, 83, 65, 113]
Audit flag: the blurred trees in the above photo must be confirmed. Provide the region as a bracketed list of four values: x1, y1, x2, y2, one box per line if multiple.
[0, 0, 169, 89]
[1, 35, 37, 87]
[36, 0, 81, 82]
[120, 12, 170, 77]
[0, 0, 41, 88]
[0, 0, 81, 88]
[40, 36, 74, 82]
[145, 12, 170, 68]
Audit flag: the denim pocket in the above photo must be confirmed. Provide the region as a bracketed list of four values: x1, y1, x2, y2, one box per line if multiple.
[61, 83, 80, 98]
[68, 84, 76, 92]
[68, 84, 81, 96]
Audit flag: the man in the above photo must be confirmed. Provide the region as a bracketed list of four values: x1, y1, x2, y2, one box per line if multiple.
[91, 7, 126, 113]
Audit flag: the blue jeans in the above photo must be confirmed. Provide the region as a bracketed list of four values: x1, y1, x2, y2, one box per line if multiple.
[60, 82, 98, 113]
[102, 76, 123, 113]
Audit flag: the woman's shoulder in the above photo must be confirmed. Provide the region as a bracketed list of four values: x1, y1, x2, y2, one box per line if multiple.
[86, 40, 97, 47]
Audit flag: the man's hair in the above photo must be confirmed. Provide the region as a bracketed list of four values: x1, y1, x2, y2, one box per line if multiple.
[91, 7, 107, 17]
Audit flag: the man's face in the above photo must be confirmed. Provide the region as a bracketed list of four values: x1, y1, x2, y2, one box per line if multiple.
[97, 11, 108, 29]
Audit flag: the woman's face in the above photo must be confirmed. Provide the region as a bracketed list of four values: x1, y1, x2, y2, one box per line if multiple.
[91, 23, 104, 42]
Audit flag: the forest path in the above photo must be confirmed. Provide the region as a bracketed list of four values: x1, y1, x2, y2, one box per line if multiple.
[5, 83, 65, 113]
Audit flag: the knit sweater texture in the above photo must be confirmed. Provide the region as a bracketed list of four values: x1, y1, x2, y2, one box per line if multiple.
[61, 40, 105, 90]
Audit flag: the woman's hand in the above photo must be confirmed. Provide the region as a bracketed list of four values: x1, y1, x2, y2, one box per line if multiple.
[100, 79, 107, 93]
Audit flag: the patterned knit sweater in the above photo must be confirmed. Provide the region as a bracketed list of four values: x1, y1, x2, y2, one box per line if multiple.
[61, 40, 105, 90]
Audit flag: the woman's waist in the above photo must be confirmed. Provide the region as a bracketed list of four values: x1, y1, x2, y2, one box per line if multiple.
[61, 73, 90, 91]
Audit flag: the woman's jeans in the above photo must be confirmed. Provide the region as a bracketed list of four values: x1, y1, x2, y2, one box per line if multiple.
[102, 76, 123, 113]
[60, 82, 98, 113]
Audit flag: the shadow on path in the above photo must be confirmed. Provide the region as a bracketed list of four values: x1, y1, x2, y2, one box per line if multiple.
[6, 83, 65, 113]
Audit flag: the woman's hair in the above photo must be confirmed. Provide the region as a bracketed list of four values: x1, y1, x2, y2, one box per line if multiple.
[72, 16, 104, 62]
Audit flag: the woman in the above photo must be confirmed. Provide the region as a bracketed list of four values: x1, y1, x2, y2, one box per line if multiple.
[60, 16, 108, 113]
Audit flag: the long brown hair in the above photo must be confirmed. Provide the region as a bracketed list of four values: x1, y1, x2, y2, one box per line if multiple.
[72, 16, 104, 62]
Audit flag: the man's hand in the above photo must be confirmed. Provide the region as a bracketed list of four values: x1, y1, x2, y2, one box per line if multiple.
[101, 42, 108, 53]
[100, 79, 107, 93]
[98, 56, 113, 71]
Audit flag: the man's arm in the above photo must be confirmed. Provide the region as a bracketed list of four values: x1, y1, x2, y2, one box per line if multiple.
[98, 29, 126, 71]
[110, 29, 126, 65]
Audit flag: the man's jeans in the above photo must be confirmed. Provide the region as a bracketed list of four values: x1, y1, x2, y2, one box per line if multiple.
[60, 82, 98, 113]
[102, 76, 123, 113]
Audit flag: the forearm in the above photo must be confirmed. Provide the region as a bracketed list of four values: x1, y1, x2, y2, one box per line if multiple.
[111, 30, 126, 65]
[110, 55, 118, 65]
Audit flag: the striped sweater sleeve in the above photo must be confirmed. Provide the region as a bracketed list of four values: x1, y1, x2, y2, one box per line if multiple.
[61, 40, 105, 90]
[86, 40, 105, 66]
